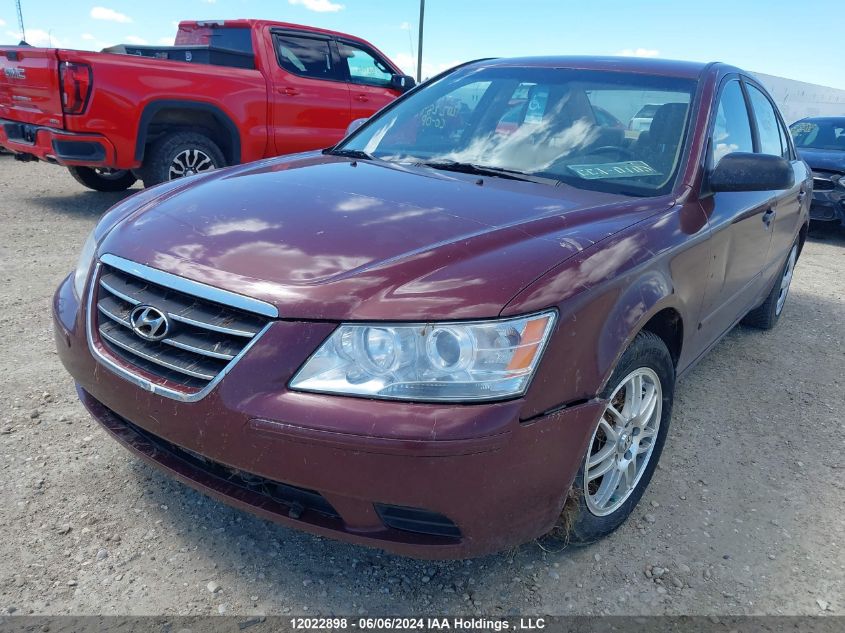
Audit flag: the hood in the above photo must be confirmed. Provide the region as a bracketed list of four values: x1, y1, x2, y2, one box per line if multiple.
[797, 148, 845, 173]
[100, 154, 671, 320]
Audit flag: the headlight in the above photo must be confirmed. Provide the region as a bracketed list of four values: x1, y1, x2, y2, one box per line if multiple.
[290, 311, 556, 402]
[73, 230, 98, 298]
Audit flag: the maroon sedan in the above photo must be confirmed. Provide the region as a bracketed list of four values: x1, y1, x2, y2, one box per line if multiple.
[53, 57, 810, 558]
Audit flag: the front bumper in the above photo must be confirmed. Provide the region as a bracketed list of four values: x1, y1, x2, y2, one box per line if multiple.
[0, 118, 116, 167]
[53, 273, 604, 558]
[809, 174, 845, 226]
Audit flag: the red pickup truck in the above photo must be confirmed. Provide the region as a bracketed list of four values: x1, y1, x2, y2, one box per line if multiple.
[0, 19, 413, 191]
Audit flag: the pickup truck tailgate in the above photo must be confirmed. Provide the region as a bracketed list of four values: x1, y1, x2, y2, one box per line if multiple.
[0, 48, 64, 128]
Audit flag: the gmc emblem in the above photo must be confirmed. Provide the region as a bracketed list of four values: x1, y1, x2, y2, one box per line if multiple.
[3, 67, 26, 80]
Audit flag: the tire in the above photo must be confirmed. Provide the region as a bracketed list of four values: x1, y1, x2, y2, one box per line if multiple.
[742, 239, 799, 330]
[67, 166, 137, 192]
[140, 131, 225, 188]
[561, 331, 675, 545]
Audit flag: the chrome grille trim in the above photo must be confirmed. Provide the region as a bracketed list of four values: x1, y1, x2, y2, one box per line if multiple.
[99, 324, 218, 381]
[86, 257, 275, 402]
[99, 253, 279, 318]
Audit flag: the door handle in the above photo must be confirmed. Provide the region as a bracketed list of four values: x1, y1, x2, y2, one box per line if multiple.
[354, 94, 369, 103]
[762, 208, 776, 228]
[797, 189, 807, 204]
[279, 86, 300, 96]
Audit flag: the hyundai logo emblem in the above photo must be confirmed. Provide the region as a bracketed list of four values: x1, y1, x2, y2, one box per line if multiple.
[129, 305, 170, 341]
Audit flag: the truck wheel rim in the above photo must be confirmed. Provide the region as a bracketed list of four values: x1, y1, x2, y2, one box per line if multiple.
[775, 245, 798, 316]
[584, 367, 662, 516]
[168, 149, 216, 180]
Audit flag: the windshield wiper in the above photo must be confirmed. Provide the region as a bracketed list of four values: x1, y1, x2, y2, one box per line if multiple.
[420, 160, 559, 185]
[323, 148, 375, 160]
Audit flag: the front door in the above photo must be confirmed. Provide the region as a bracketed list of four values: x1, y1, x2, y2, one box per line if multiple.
[697, 79, 776, 344]
[744, 81, 808, 281]
[335, 39, 401, 121]
[268, 31, 351, 155]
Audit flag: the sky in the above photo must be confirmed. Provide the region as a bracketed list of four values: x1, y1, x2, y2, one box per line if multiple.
[1, 0, 842, 89]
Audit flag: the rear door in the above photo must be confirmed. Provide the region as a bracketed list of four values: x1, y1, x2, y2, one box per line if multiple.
[0, 47, 64, 128]
[335, 39, 399, 120]
[267, 30, 350, 154]
[697, 78, 775, 343]
[743, 80, 807, 274]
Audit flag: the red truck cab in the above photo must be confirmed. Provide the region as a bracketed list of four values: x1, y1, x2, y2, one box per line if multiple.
[0, 19, 412, 190]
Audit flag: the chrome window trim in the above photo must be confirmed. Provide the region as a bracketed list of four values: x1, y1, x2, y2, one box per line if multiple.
[86, 261, 274, 403]
[99, 253, 279, 319]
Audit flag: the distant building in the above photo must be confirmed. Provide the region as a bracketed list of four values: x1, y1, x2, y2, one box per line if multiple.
[753, 73, 845, 124]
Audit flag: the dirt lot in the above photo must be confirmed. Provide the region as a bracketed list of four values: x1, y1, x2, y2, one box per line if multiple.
[0, 156, 843, 617]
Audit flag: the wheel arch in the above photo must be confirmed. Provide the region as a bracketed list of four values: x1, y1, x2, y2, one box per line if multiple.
[595, 274, 685, 395]
[135, 100, 241, 166]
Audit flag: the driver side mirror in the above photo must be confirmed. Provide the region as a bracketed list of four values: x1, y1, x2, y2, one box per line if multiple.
[709, 152, 794, 192]
[390, 74, 416, 94]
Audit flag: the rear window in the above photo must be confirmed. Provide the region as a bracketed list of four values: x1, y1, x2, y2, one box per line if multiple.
[175, 26, 254, 54]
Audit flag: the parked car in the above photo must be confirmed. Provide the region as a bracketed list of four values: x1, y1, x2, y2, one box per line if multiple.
[628, 103, 661, 132]
[53, 56, 810, 559]
[0, 19, 412, 191]
[789, 117, 845, 226]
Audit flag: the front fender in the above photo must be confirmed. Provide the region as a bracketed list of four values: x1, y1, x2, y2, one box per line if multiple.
[507, 202, 709, 420]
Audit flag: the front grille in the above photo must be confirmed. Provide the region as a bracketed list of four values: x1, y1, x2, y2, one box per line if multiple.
[812, 172, 836, 192]
[94, 263, 270, 391]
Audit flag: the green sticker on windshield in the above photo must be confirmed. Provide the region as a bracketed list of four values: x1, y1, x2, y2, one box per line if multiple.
[568, 161, 661, 180]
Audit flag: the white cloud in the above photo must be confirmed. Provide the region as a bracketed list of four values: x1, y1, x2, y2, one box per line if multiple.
[288, 0, 344, 13]
[81, 33, 95, 41]
[157, 36, 172, 45]
[391, 52, 460, 81]
[16, 29, 61, 47]
[201, 0, 216, 3]
[124, 35, 148, 45]
[616, 48, 659, 58]
[90, 7, 132, 23]
[399, 21, 411, 31]
[0, 19, 6, 28]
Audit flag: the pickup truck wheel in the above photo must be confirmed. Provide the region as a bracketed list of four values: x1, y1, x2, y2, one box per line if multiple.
[741, 240, 799, 330]
[141, 131, 225, 187]
[557, 331, 674, 545]
[67, 167, 137, 192]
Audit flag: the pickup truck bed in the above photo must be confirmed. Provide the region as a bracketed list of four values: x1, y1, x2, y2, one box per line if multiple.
[0, 19, 411, 190]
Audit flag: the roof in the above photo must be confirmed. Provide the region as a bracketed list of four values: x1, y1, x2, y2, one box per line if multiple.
[478, 56, 717, 79]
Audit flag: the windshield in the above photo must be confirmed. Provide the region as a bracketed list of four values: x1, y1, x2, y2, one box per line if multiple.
[790, 119, 845, 151]
[338, 65, 697, 196]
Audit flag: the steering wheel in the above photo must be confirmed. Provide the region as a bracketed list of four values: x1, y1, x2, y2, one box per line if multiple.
[590, 145, 637, 161]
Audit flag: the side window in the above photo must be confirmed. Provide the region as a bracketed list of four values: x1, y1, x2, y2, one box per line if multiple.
[337, 41, 393, 87]
[274, 35, 337, 80]
[746, 84, 783, 157]
[776, 117, 792, 159]
[710, 80, 753, 166]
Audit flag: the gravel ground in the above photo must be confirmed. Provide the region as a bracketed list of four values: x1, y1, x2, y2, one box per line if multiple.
[0, 156, 843, 617]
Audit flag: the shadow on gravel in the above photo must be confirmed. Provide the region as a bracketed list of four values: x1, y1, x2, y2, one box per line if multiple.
[31, 189, 140, 219]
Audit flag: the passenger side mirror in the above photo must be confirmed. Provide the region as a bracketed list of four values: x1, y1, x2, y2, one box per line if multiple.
[390, 74, 416, 93]
[345, 118, 368, 136]
[709, 152, 794, 192]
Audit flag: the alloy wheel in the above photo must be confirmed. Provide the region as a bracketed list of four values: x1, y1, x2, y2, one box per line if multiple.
[168, 149, 216, 180]
[584, 367, 663, 516]
[775, 245, 798, 316]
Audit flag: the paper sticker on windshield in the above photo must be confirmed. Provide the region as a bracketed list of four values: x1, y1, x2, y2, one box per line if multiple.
[568, 161, 661, 180]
